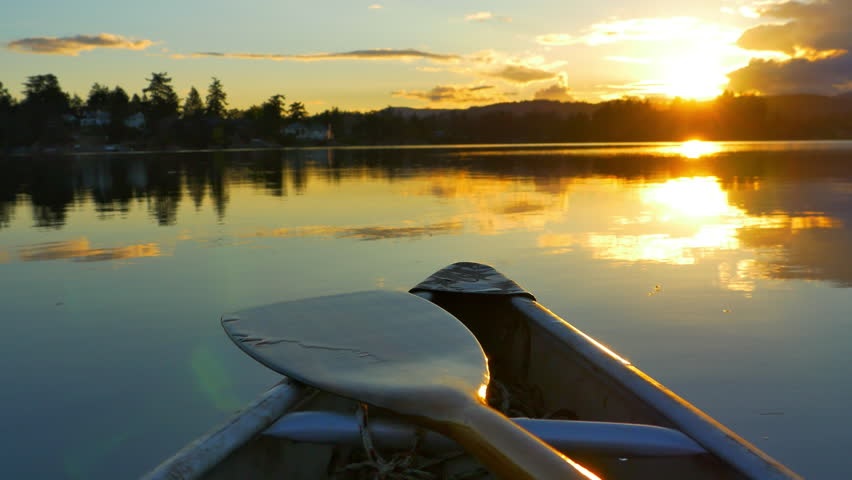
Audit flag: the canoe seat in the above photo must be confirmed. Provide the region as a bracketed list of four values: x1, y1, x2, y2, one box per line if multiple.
[264, 410, 707, 458]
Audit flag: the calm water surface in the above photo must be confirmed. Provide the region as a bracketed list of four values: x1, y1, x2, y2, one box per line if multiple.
[1, 142, 851, 479]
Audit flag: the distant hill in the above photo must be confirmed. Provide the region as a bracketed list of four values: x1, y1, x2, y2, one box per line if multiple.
[465, 100, 598, 117]
[764, 94, 852, 118]
[383, 106, 455, 118]
[386, 100, 599, 118]
[385, 95, 852, 120]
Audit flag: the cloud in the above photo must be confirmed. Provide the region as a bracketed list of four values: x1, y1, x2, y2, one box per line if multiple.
[368, 4, 382, 9]
[533, 83, 574, 102]
[737, 1, 852, 55]
[484, 65, 557, 84]
[532, 72, 574, 101]
[185, 48, 460, 63]
[605, 56, 652, 64]
[728, 54, 852, 94]
[536, 17, 736, 47]
[721, 5, 761, 19]
[7, 33, 154, 56]
[730, 0, 852, 94]
[392, 84, 507, 104]
[465, 11, 512, 23]
[468, 50, 499, 65]
[535, 34, 575, 46]
[597, 79, 672, 99]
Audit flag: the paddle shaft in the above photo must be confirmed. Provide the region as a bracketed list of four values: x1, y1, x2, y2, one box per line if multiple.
[416, 399, 599, 480]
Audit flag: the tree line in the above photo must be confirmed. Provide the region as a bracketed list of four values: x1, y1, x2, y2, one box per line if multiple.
[2, 73, 851, 153]
[0, 73, 312, 150]
[354, 93, 852, 144]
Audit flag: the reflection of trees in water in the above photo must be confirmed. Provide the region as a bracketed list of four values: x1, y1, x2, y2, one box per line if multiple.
[0, 202, 12, 229]
[290, 157, 307, 195]
[209, 152, 229, 221]
[89, 158, 134, 217]
[185, 160, 208, 210]
[0, 163, 18, 229]
[1, 149, 851, 286]
[144, 159, 182, 226]
[245, 151, 287, 197]
[28, 161, 76, 229]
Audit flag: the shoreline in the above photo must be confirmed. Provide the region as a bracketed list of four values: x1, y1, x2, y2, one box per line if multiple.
[4, 138, 852, 158]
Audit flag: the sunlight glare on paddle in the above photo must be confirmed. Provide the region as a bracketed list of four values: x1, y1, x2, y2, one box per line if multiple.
[477, 383, 488, 402]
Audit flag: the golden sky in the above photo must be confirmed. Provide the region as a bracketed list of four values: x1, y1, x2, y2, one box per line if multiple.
[2, 1, 849, 111]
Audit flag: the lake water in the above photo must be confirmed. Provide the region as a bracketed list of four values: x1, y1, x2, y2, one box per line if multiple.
[1, 142, 850, 479]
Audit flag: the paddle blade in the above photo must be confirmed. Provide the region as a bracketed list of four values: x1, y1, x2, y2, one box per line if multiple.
[221, 290, 489, 417]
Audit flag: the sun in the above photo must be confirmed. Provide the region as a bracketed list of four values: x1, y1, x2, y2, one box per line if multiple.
[659, 55, 728, 100]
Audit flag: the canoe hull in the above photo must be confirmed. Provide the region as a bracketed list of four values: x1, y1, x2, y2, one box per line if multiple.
[144, 262, 801, 480]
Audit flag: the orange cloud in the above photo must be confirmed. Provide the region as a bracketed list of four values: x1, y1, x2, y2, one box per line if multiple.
[392, 84, 508, 105]
[483, 65, 557, 84]
[7, 33, 153, 55]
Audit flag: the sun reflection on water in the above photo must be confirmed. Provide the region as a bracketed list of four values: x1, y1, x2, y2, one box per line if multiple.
[580, 177, 750, 266]
[532, 175, 844, 294]
[641, 177, 738, 219]
[662, 140, 722, 159]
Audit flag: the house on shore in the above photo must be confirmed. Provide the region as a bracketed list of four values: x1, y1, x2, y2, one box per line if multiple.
[282, 122, 332, 142]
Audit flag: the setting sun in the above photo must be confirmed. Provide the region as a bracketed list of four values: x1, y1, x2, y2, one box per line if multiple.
[658, 54, 730, 100]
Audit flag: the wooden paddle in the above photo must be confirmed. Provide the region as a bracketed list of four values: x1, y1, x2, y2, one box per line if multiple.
[222, 290, 599, 480]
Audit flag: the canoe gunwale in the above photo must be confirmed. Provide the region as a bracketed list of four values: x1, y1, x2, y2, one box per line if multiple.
[510, 296, 802, 480]
[141, 379, 306, 480]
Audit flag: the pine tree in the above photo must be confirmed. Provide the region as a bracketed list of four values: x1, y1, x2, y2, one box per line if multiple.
[0, 81, 13, 111]
[86, 83, 110, 111]
[259, 94, 286, 138]
[183, 87, 203, 118]
[288, 101, 307, 121]
[142, 72, 180, 123]
[22, 74, 69, 113]
[205, 77, 228, 119]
